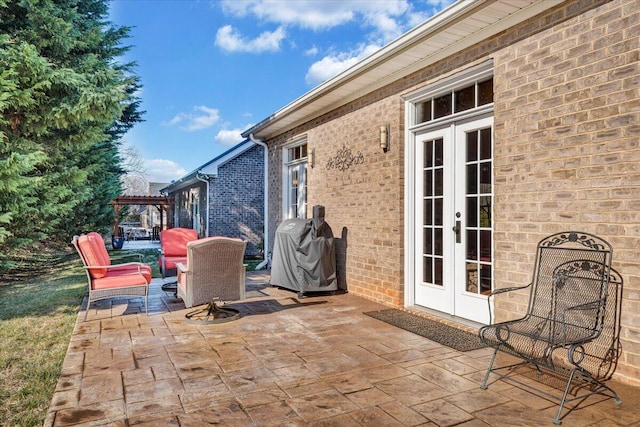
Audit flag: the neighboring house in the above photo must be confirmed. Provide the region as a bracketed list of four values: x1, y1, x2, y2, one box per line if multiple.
[242, 0, 640, 385]
[161, 140, 265, 257]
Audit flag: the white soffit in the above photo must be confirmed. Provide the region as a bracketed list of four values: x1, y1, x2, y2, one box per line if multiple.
[244, 0, 561, 140]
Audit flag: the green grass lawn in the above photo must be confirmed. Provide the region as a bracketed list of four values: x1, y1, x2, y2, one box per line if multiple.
[0, 248, 160, 427]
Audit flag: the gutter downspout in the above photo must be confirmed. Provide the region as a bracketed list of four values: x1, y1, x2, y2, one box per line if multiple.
[195, 171, 210, 237]
[249, 133, 269, 270]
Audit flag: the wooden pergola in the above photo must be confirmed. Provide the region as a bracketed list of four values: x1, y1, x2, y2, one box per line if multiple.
[110, 195, 172, 237]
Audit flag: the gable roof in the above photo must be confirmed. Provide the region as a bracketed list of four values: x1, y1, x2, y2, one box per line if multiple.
[242, 0, 559, 140]
[161, 139, 256, 193]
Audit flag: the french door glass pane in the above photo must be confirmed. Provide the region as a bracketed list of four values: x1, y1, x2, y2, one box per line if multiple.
[423, 137, 444, 287]
[465, 127, 493, 295]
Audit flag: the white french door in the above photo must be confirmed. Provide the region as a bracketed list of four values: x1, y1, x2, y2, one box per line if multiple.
[414, 115, 493, 324]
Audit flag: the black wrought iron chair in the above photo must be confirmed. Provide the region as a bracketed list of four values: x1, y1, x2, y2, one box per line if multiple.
[479, 231, 622, 424]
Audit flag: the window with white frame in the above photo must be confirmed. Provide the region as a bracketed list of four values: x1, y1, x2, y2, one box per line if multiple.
[283, 140, 308, 219]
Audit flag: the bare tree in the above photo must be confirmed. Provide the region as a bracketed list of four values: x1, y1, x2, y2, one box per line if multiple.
[120, 144, 149, 195]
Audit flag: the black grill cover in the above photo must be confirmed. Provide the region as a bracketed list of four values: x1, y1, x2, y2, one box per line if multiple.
[270, 206, 337, 294]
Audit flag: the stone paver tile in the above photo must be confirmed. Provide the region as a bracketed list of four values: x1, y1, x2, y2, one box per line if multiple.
[324, 372, 373, 394]
[59, 351, 85, 376]
[297, 349, 338, 363]
[360, 364, 410, 383]
[131, 333, 176, 348]
[126, 415, 180, 426]
[408, 363, 478, 394]
[126, 394, 183, 420]
[248, 340, 298, 358]
[84, 348, 135, 376]
[375, 374, 449, 406]
[305, 413, 362, 427]
[412, 398, 474, 427]
[378, 400, 430, 426]
[261, 353, 305, 370]
[175, 361, 223, 380]
[73, 321, 100, 335]
[179, 398, 252, 426]
[474, 400, 552, 426]
[99, 330, 132, 349]
[136, 352, 173, 369]
[122, 367, 154, 387]
[444, 387, 511, 413]
[219, 366, 279, 395]
[49, 389, 80, 411]
[304, 355, 362, 378]
[348, 406, 406, 426]
[272, 363, 320, 384]
[55, 373, 82, 392]
[181, 374, 231, 396]
[236, 385, 289, 408]
[381, 348, 430, 364]
[433, 357, 480, 375]
[79, 372, 123, 406]
[150, 362, 179, 380]
[465, 370, 514, 392]
[124, 377, 184, 404]
[280, 378, 333, 398]
[68, 335, 100, 352]
[348, 341, 409, 356]
[345, 386, 394, 408]
[245, 400, 305, 426]
[100, 317, 126, 331]
[455, 420, 493, 427]
[53, 400, 126, 426]
[339, 345, 390, 369]
[286, 388, 359, 422]
[218, 357, 264, 374]
[495, 384, 556, 410]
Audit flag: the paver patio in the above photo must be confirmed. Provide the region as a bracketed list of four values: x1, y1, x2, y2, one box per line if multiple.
[45, 271, 640, 426]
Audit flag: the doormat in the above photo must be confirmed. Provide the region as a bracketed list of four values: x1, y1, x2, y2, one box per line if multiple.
[364, 309, 485, 352]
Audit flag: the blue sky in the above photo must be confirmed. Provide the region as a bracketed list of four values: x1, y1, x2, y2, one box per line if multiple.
[108, 0, 454, 183]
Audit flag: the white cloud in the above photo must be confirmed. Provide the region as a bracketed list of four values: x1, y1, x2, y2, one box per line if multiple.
[163, 105, 220, 131]
[144, 158, 187, 183]
[220, 0, 355, 31]
[215, 25, 286, 53]
[304, 45, 319, 56]
[215, 128, 247, 146]
[305, 44, 381, 85]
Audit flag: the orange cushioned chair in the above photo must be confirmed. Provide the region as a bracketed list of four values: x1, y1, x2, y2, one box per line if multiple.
[158, 228, 199, 280]
[73, 232, 152, 321]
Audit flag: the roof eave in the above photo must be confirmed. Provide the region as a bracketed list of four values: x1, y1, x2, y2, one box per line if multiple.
[242, 0, 557, 140]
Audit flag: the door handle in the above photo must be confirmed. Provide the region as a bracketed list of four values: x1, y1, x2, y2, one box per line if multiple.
[452, 220, 461, 244]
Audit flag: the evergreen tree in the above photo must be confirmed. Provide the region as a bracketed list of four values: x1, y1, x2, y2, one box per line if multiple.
[0, 0, 143, 263]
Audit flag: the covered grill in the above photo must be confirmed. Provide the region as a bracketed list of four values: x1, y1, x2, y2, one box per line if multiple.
[270, 206, 337, 297]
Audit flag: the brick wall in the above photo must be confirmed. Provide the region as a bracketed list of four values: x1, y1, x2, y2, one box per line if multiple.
[209, 145, 264, 256]
[492, 0, 640, 385]
[264, 0, 639, 384]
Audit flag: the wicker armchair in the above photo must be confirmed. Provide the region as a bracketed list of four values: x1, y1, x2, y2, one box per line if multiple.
[176, 237, 247, 323]
[72, 232, 152, 321]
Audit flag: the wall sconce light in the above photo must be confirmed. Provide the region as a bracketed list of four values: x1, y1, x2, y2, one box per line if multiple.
[379, 125, 389, 152]
[308, 148, 315, 168]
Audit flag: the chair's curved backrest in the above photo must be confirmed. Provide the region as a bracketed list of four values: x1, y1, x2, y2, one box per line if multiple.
[529, 232, 612, 323]
[185, 237, 247, 303]
[74, 233, 111, 279]
[160, 228, 199, 256]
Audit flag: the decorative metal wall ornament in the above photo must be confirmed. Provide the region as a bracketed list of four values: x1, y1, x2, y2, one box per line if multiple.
[326, 143, 365, 171]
